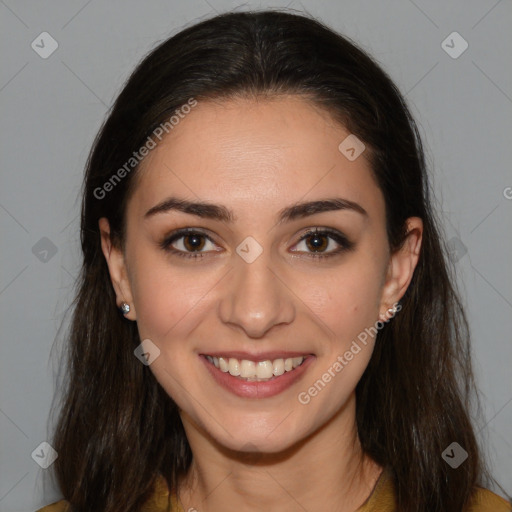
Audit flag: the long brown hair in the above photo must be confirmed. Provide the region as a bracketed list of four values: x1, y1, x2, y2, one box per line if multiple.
[49, 9, 505, 511]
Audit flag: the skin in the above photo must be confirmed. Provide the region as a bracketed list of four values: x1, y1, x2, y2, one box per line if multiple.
[100, 95, 423, 512]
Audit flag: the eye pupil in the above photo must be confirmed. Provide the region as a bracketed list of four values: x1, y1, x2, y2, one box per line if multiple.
[306, 234, 328, 252]
[184, 234, 205, 251]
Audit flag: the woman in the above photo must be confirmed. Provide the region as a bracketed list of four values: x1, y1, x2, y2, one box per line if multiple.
[38, 10, 510, 512]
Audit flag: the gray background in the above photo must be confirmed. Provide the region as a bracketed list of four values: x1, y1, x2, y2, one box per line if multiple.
[0, 0, 510, 510]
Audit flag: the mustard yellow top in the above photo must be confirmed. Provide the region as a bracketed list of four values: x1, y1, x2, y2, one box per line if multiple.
[36, 469, 511, 512]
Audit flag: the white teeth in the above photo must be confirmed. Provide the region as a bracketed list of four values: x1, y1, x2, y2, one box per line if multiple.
[256, 360, 274, 379]
[292, 357, 303, 369]
[240, 359, 256, 378]
[273, 359, 285, 376]
[228, 357, 241, 376]
[219, 357, 229, 372]
[207, 355, 305, 379]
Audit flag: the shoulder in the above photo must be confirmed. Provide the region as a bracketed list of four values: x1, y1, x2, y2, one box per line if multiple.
[35, 500, 70, 512]
[34, 478, 181, 512]
[466, 488, 511, 512]
[359, 468, 511, 512]
[35, 497, 182, 512]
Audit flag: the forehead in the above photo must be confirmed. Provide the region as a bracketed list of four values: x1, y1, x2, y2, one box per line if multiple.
[129, 95, 383, 221]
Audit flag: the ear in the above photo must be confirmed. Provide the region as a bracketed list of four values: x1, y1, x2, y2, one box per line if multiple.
[379, 217, 423, 320]
[98, 217, 137, 321]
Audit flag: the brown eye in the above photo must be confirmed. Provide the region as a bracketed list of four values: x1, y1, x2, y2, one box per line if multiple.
[183, 234, 206, 252]
[291, 228, 354, 259]
[160, 229, 221, 259]
[305, 233, 329, 252]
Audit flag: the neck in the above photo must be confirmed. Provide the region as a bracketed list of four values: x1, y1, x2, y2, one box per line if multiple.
[177, 393, 382, 512]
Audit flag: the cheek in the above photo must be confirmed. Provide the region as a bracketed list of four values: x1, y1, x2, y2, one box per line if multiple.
[128, 248, 218, 341]
[127, 252, 217, 408]
[292, 256, 385, 419]
[295, 256, 386, 344]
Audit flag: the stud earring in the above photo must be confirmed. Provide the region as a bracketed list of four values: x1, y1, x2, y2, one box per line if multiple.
[387, 305, 398, 316]
[120, 302, 131, 315]
[379, 303, 400, 322]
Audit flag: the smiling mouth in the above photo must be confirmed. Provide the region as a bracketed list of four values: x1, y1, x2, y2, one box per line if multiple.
[204, 355, 307, 382]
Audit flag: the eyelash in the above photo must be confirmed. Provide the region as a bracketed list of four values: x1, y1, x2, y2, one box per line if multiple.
[159, 227, 354, 260]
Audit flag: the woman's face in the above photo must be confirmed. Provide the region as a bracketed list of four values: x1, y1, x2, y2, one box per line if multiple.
[100, 95, 421, 453]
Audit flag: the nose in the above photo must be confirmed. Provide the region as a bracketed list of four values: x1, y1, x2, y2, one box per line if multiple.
[218, 253, 296, 339]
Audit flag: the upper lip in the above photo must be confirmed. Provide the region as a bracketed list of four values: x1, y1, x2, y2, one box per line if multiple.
[201, 351, 313, 362]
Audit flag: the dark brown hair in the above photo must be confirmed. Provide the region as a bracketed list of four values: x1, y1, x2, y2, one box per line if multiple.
[48, 9, 505, 511]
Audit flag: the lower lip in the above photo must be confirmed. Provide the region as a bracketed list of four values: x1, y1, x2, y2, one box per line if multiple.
[200, 355, 315, 399]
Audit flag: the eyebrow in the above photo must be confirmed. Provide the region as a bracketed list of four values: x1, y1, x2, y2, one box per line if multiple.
[144, 197, 368, 223]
